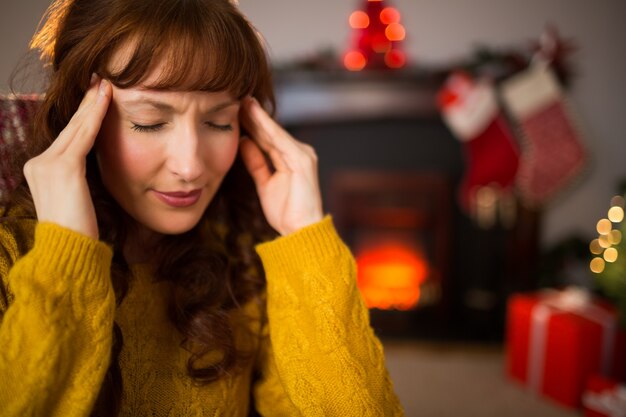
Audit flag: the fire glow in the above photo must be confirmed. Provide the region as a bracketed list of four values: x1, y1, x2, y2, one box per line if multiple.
[356, 242, 428, 310]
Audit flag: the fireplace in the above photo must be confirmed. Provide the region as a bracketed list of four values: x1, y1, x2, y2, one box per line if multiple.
[329, 171, 453, 337]
[275, 69, 540, 341]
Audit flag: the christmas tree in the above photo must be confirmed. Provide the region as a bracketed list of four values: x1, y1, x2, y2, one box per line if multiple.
[344, 0, 407, 71]
[589, 192, 626, 328]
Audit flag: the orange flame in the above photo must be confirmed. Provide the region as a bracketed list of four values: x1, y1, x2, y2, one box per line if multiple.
[356, 242, 428, 310]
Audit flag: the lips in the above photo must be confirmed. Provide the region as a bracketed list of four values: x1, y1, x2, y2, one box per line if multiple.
[153, 189, 202, 208]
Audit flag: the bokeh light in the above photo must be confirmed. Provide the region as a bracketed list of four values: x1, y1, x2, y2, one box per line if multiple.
[611, 195, 625, 208]
[385, 22, 406, 41]
[380, 7, 401, 24]
[604, 247, 619, 263]
[608, 206, 624, 223]
[349, 11, 370, 29]
[610, 229, 622, 245]
[344, 51, 367, 71]
[599, 235, 611, 248]
[384, 49, 406, 68]
[590, 257, 606, 273]
[590, 239, 603, 255]
[597, 219, 612, 235]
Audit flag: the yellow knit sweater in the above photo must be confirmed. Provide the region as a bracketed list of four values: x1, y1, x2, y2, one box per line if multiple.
[0, 209, 403, 416]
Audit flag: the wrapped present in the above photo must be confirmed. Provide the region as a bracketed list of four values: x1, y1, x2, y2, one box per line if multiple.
[506, 287, 625, 409]
[614, 332, 626, 383]
[583, 375, 626, 417]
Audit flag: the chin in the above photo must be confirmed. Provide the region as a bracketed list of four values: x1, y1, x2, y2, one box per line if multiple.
[146, 213, 205, 235]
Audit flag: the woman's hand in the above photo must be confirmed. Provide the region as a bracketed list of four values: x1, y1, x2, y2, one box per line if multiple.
[23, 76, 112, 240]
[239, 97, 323, 236]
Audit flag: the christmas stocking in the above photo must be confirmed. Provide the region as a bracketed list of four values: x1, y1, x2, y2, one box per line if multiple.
[438, 72, 520, 227]
[501, 63, 587, 207]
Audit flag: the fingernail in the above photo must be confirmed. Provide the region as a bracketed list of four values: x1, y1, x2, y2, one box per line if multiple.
[90, 73, 98, 85]
[97, 79, 109, 101]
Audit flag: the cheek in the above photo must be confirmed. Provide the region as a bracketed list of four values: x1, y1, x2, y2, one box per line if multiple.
[206, 136, 240, 175]
[96, 129, 160, 186]
[96, 104, 165, 187]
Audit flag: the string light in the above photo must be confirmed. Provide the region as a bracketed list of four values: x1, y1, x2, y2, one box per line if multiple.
[379, 7, 400, 24]
[599, 235, 611, 249]
[597, 219, 612, 235]
[349, 11, 370, 29]
[385, 22, 406, 41]
[608, 206, 624, 223]
[610, 229, 622, 245]
[589, 195, 626, 274]
[611, 195, 625, 208]
[384, 49, 406, 68]
[604, 247, 619, 263]
[590, 257, 606, 273]
[590, 239, 603, 255]
[344, 51, 367, 71]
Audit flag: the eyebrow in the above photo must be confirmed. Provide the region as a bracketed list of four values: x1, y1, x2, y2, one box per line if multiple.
[120, 97, 239, 114]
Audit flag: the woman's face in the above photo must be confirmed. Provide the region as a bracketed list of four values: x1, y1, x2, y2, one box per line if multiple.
[95, 60, 241, 236]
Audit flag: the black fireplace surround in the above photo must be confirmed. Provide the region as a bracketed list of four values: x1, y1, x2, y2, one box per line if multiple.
[274, 69, 540, 341]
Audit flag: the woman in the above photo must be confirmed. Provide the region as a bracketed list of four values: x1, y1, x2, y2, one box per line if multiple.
[0, 0, 403, 416]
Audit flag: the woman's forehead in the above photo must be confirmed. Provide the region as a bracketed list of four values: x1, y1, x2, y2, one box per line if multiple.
[111, 86, 237, 109]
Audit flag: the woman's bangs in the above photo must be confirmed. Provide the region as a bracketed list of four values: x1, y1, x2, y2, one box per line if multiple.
[105, 15, 262, 98]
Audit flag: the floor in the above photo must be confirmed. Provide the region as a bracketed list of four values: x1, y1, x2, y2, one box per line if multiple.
[383, 341, 582, 417]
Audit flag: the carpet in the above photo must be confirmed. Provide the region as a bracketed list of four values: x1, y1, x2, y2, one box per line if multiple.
[383, 341, 581, 417]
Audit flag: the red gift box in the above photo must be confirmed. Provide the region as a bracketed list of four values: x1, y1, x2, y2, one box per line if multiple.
[615, 333, 626, 382]
[506, 288, 624, 409]
[582, 375, 626, 417]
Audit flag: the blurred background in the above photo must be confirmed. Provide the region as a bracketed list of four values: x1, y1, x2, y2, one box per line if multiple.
[2, 1, 625, 415]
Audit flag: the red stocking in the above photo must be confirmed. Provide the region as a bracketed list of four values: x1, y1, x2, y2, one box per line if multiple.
[501, 64, 587, 207]
[438, 72, 520, 227]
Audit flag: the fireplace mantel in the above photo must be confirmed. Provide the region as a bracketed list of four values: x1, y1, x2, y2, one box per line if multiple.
[273, 70, 441, 126]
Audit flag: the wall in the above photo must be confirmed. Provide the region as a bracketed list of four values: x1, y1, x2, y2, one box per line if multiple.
[2, 0, 625, 248]
[237, 0, 626, 249]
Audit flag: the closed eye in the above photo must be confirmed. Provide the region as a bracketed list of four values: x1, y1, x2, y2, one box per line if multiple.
[206, 122, 233, 132]
[131, 122, 165, 132]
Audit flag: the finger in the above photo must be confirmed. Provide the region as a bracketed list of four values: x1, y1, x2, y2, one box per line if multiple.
[46, 77, 102, 153]
[240, 137, 272, 188]
[240, 97, 299, 155]
[51, 79, 112, 157]
[241, 98, 318, 174]
[67, 78, 111, 153]
[69, 79, 112, 157]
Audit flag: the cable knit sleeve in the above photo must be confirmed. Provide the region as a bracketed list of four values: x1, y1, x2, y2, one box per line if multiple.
[0, 222, 115, 417]
[253, 216, 404, 416]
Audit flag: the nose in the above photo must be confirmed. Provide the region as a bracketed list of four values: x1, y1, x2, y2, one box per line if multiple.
[166, 125, 205, 183]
